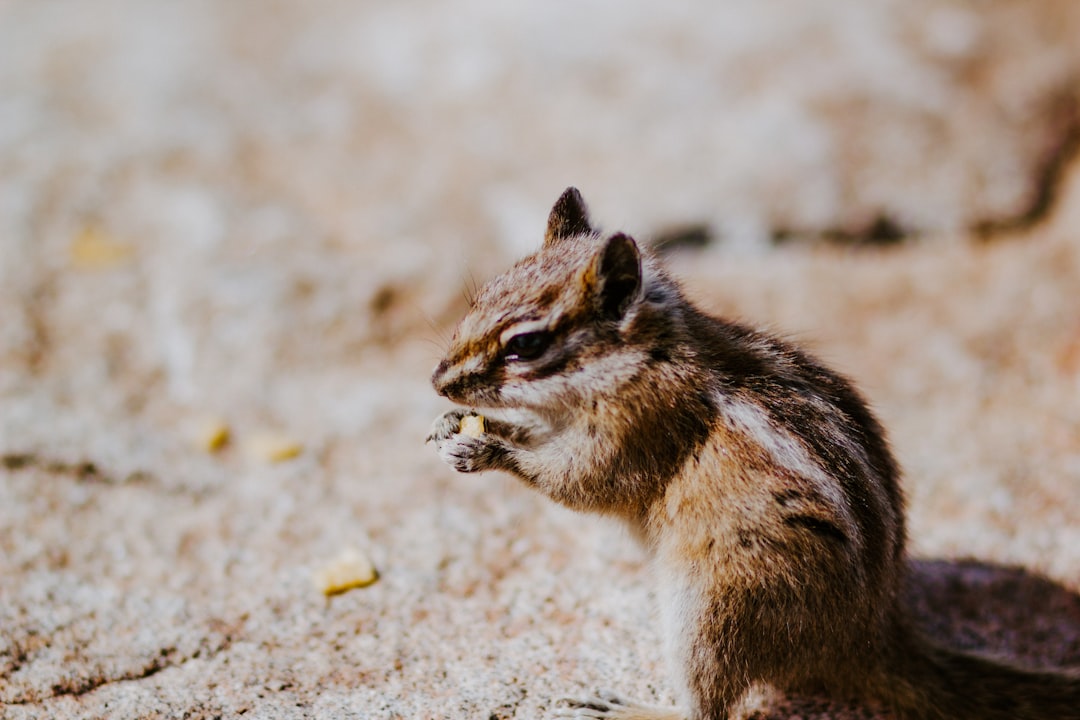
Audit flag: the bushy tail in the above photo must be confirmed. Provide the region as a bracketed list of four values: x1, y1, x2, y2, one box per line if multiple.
[883, 629, 1080, 720]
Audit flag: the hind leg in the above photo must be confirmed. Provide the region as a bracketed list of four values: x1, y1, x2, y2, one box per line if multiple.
[553, 691, 685, 720]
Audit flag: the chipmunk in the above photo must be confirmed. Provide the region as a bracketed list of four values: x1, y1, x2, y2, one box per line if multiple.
[427, 188, 1080, 719]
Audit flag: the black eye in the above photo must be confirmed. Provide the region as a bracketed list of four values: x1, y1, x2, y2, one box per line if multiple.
[504, 331, 551, 362]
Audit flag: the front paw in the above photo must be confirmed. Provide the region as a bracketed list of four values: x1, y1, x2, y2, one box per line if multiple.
[426, 408, 474, 444]
[434, 433, 507, 473]
[428, 410, 508, 474]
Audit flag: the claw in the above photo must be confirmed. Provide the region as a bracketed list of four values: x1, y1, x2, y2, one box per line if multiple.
[551, 693, 680, 720]
[552, 694, 624, 718]
[427, 408, 470, 444]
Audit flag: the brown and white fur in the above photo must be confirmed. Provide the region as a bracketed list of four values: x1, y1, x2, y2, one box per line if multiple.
[428, 188, 1080, 720]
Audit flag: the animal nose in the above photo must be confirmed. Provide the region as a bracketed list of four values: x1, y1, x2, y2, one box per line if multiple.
[431, 359, 451, 396]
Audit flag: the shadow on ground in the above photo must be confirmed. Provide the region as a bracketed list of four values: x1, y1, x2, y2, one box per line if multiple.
[762, 559, 1080, 719]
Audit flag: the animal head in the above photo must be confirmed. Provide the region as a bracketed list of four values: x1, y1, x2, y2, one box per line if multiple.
[432, 187, 664, 411]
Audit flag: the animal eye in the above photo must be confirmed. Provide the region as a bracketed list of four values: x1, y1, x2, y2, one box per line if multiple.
[504, 330, 551, 362]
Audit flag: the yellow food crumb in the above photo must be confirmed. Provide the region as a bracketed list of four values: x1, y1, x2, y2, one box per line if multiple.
[459, 414, 486, 438]
[314, 546, 379, 595]
[194, 417, 230, 453]
[246, 432, 303, 462]
[70, 227, 133, 269]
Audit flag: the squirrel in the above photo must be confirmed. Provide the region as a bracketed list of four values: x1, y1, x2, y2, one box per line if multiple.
[427, 187, 1080, 720]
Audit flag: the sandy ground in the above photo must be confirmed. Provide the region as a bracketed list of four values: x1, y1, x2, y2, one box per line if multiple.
[2, 2, 1079, 718]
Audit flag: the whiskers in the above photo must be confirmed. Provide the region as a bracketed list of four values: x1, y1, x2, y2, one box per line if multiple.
[420, 312, 452, 354]
[461, 268, 481, 309]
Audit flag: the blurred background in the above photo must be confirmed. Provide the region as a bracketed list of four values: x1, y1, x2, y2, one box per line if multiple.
[3, 0, 1080, 414]
[2, 2, 1079, 718]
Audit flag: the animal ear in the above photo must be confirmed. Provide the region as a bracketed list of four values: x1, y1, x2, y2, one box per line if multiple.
[585, 232, 641, 321]
[544, 187, 593, 247]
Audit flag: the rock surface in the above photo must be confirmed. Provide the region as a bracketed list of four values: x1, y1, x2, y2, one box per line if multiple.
[2, 2, 1079, 718]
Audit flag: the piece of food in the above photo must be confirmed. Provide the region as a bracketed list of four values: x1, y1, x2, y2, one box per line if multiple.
[246, 432, 303, 462]
[70, 227, 133, 269]
[459, 414, 486, 438]
[314, 546, 379, 595]
[194, 417, 230, 453]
